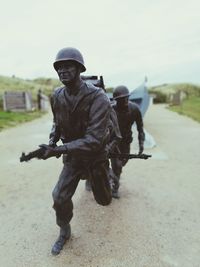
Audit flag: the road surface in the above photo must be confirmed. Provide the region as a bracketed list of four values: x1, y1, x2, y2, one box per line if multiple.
[0, 104, 200, 267]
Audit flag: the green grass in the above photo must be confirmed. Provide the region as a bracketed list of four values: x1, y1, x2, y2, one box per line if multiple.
[168, 96, 200, 122]
[0, 110, 45, 131]
[148, 83, 200, 122]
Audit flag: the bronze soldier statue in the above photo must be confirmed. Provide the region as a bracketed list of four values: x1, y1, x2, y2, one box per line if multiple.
[111, 85, 145, 198]
[40, 47, 114, 255]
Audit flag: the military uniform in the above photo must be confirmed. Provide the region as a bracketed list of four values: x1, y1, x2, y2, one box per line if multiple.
[50, 81, 112, 227]
[44, 47, 114, 255]
[111, 86, 145, 197]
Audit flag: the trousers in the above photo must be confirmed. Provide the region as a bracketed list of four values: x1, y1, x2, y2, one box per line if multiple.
[110, 142, 130, 191]
[52, 156, 112, 227]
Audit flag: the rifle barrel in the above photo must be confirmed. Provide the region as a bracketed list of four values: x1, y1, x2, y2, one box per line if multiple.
[109, 153, 151, 160]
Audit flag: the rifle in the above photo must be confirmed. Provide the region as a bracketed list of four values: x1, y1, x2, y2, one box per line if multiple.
[20, 147, 151, 162]
[20, 147, 46, 162]
[109, 153, 151, 160]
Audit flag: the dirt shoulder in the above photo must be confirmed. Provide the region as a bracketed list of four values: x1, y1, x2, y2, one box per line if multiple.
[0, 104, 200, 267]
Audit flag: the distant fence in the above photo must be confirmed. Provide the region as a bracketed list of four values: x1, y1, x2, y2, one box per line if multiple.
[3, 91, 33, 111]
[3, 91, 49, 112]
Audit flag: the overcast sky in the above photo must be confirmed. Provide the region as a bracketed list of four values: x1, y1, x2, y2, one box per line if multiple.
[0, 0, 200, 89]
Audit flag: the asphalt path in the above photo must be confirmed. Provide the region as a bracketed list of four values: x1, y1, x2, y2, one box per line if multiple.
[0, 104, 199, 267]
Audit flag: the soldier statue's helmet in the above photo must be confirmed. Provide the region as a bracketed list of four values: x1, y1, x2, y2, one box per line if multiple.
[113, 85, 130, 100]
[53, 47, 86, 72]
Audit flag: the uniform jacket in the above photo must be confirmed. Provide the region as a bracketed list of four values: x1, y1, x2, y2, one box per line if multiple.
[112, 101, 144, 144]
[49, 81, 112, 158]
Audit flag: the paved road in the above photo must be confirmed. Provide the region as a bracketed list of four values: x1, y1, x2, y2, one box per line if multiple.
[0, 104, 200, 267]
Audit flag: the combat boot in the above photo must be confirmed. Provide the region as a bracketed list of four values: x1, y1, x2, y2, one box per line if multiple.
[51, 224, 71, 255]
[112, 189, 120, 199]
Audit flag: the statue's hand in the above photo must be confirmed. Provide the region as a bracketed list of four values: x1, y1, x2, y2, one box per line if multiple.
[39, 144, 61, 160]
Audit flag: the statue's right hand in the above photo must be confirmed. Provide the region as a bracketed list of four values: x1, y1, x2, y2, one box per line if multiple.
[39, 144, 57, 160]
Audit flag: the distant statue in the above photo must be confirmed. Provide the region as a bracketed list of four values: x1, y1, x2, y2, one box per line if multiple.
[110, 85, 145, 198]
[37, 89, 42, 110]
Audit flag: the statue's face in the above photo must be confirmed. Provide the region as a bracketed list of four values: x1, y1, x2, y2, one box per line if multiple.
[56, 61, 78, 85]
[116, 96, 129, 110]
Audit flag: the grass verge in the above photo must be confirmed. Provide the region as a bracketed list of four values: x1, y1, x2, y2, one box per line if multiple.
[0, 110, 45, 131]
[168, 96, 200, 123]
